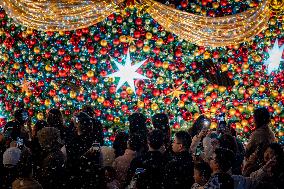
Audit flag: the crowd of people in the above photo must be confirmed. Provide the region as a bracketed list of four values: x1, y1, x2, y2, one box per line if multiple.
[0, 106, 283, 189]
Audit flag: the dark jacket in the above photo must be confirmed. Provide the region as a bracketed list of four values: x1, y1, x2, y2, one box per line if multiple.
[36, 149, 66, 189]
[1, 166, 18, 189]
[127, 151, 165, 189]
[163, 151, 194, 189]
[66, 134, 103, 189]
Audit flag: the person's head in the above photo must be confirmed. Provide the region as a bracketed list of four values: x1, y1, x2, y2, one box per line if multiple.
[113, 131, 129, 157]
[127, 134, 143, 152]
[209, 148, 235, 173]
[46, 108, 64, 128]
[194, 161, 212, 185]
[172, 131, 191, 153]
[218, 134, 237, 154]
[73, 111, 94, 136]
[128, 113, 147, 135]
[37, 127, 62, 151]
[33, 120, 47, 137]
[264, 143, 284, 164]
[14, 108, 29, 125]
[188, 115, 210, 138]
[147, 129, 164, 150]
[3, 147, 21, 168]
[82, 105, 94, 118]
[4, 121, 21, 141]
[152, 113, 170, 145]
[152, 113, 169, 129]
[254, 107, 270, 128]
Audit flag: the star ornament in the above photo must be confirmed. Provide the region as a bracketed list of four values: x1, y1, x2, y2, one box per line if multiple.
[167, 84, 186, 101]
[105, 49, 149, 94]
[20, 77, 31, 93]
[264, 39, 284, 75]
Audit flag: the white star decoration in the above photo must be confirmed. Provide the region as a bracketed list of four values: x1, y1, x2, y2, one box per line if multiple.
[264, 39, 284, 75]
[106, 49, 149, 94]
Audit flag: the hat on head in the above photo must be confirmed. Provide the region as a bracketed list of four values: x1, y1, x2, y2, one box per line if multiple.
[3, 147, 21, 166]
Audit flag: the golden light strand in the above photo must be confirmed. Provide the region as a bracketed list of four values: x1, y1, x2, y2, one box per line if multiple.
[142, 0, 271, 47]
[0, 0, 124, 31]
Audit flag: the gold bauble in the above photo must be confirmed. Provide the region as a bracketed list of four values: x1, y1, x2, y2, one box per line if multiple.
[59, 30, 65, 36]
[129, 45, 136, 52]
[34, 47, 40, 54]
[163, 62, 169, 69]
[3, 54, 9, 62]
[248, 104, 254, 112]
[271, 90, 279, 97]
[87, 70, 94, 78]
[146, 32, 152, 40]
[151, 103, 159, 111]
[229, 108, 236, 116]
[270, 0, 284, 12]
[53, 95, 60, 102]
[126, 87, 133, 95]
[114, 100, 121, 106]
[241, 120, 248, 127]
[26, 90, 32, 97]
[258, 85, 266, 92]
[242, 63, 249, 70]
[100, 40, 108, 47]
[13, 62, 20, 70]
[70, 91, 77, 99]
[45, 99, 51, 106]
[157, 77, 164, 84]
[238, 87, 245, 94]
[137, 101, 144, 108]
[114, 117, 120, 123]
[248, 88, 254, 95]
[156, 38, 163, 46]
[210, 122, 217, 129]
[259, 100, 265, 107]
[207, 84, 214, 92]
[0, 28, 4, 36]
[143, 45, 150, 52]
[108, 77, 115, 83]
[97, 96, 105, 103]
[37, 113, 44, 120]
[221, 64, 228, 72]
[205, 96, 212, 103]
[210, 107, 217, 113]
[7, 84, 14, 91]
[119, 35, 127, 43]
[238, 105, 245, 113]
[26, 28, 33, 35]
[45, 64, 52, 72]
[218, 86, 226, 93]
[178, 101, 185, 108]
[203, 51, 211, 59]
[253, 55, 262, 62]
[235, 122, 241, 129]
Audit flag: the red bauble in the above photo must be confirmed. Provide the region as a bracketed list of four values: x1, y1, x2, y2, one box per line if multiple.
[121, 105, 128, 111]
[120, 91, 127, 98]
[107, 114, 114, 121]
[152, 89, 160, 97]
[77, 94, 84, 101]
[90, 57, 97, 64]
[23, 97, 30, 104]
[109, 85, 116, 94]
[49, 89, 56, 96]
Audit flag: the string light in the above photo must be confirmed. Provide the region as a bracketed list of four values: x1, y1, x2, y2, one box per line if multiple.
[143, 0, 271, 47]
[0, 0, 272, 47]
[0, 0, 124, 31]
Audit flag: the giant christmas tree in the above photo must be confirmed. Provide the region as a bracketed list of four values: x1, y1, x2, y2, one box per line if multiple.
[0, 0, 283, 145]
